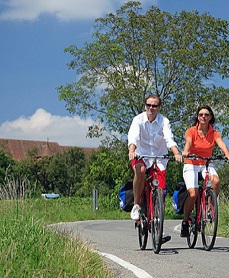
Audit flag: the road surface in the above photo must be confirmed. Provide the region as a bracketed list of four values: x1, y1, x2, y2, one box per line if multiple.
[53, 220, 229, 278]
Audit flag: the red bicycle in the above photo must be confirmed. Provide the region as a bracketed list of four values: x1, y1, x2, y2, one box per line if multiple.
[186, 154, 228, 251]
[135, 154, 174, 254]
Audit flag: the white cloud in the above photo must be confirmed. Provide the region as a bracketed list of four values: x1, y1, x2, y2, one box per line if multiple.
[0, 108, 103, 147]
[0, 0, 157, 21]
[0, 0, 112, 20]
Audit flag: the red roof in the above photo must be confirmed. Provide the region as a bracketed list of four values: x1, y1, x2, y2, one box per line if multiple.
[0, 138, 97, 161]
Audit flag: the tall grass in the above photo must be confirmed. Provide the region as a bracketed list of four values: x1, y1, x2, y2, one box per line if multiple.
[0, 174, 30, 200]
[0, 199, 113, 278]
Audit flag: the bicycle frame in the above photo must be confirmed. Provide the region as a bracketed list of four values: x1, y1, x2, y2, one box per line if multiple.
[144, 160, 160, 230]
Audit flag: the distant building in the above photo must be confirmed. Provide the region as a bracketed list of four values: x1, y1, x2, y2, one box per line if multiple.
[0, 138, 97, 161]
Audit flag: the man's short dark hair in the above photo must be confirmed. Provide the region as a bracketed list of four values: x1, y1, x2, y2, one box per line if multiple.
[145, 94, 162, 106]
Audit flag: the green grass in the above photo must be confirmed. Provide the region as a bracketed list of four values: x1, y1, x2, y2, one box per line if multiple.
[25, 197, 129, 224]
[0, 195, 228, 277]
[0, 199, 114, 278]
[217, 194, 229, 238]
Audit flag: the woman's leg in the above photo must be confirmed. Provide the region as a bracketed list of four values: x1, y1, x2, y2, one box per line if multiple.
[210, 175, 220, 196]
[183, 188, 199, 221]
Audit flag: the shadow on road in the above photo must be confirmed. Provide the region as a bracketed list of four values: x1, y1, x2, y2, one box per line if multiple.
[134, 245, 229, 255]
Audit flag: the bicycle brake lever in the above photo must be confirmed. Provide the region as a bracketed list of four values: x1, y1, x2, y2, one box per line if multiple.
[216, 154, 224, 159]
[163, 154, 175, 161]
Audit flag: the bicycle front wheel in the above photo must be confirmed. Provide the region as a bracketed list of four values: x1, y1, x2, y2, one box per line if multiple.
[201, 189, 218, 251]
[151, 188, 164, 254]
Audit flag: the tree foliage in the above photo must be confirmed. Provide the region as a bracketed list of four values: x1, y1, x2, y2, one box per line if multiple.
[1, 145, 228, 202]
[58, 1, 229, 147]
[11, 148, 86, 197]
[0, 150, 14, 182]
[80, 141, 132, 197]
[1, 144, 133, 200]
[217, 162, 229, 197]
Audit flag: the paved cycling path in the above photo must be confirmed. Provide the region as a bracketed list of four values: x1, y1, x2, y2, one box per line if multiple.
[53, 220, 229, 278]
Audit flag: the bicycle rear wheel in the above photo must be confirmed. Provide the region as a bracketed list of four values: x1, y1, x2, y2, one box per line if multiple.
[201, 189, 218, 251]
[187, 215, 198, 248]
[151, 188, 164, 254]
[137, 196, 148, 250]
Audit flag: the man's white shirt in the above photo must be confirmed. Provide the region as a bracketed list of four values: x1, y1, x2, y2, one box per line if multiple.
[128, 112, 177, 170]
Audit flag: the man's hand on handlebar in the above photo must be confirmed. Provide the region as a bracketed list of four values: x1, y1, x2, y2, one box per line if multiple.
[174, 153, 183, 163]
[129, 151, 137, 161]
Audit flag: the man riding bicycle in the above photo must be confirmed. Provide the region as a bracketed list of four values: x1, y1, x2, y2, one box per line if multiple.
[128, 94, 182, 243]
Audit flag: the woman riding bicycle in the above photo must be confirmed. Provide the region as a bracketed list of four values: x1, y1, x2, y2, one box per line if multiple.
[181, 105, 229, 237]
[128, 94, 182, 244]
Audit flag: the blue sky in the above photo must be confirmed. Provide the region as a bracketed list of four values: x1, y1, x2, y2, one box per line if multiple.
[0, 0, 228, 147]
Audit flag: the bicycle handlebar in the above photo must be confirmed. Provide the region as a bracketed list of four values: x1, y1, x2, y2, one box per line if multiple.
[186, 154, 228, 162]
[136, 154, 175, 161]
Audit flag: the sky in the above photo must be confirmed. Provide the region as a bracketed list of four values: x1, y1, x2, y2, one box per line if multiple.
[0, 0, 228, 147]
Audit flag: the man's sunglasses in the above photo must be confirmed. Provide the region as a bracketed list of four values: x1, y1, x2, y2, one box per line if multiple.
[145, 103, 159, 108]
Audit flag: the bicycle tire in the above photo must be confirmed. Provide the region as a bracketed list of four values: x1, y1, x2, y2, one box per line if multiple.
[137, 194, 148, 250]
[137, 216, 148, 250]
[201, 189, 218, 251]
[151, 188, 164, 254]
[187, 215, 198, 248]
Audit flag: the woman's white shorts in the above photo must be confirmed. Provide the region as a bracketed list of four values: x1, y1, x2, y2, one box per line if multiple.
[183, 164, 218, 190]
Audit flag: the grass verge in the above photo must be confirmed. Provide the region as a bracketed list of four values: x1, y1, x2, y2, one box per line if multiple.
[0, 195, 228, 277]
[0, 199, 114, 278]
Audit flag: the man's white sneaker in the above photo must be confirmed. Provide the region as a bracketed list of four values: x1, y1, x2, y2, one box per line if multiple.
[130, 204, 141, 220]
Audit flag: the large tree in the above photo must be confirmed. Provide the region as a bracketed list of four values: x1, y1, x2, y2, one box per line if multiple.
[58, 1, 229, 147]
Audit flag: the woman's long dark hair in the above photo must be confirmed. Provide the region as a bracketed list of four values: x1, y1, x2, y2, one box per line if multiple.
[192, 105, 215, 126]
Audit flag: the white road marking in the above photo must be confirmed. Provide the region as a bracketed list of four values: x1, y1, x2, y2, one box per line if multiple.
[100, 252, 154, 278]
[174, 224, 181, 232]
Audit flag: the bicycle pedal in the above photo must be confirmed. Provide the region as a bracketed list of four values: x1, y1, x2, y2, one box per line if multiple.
[162, 234, 171, 244]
